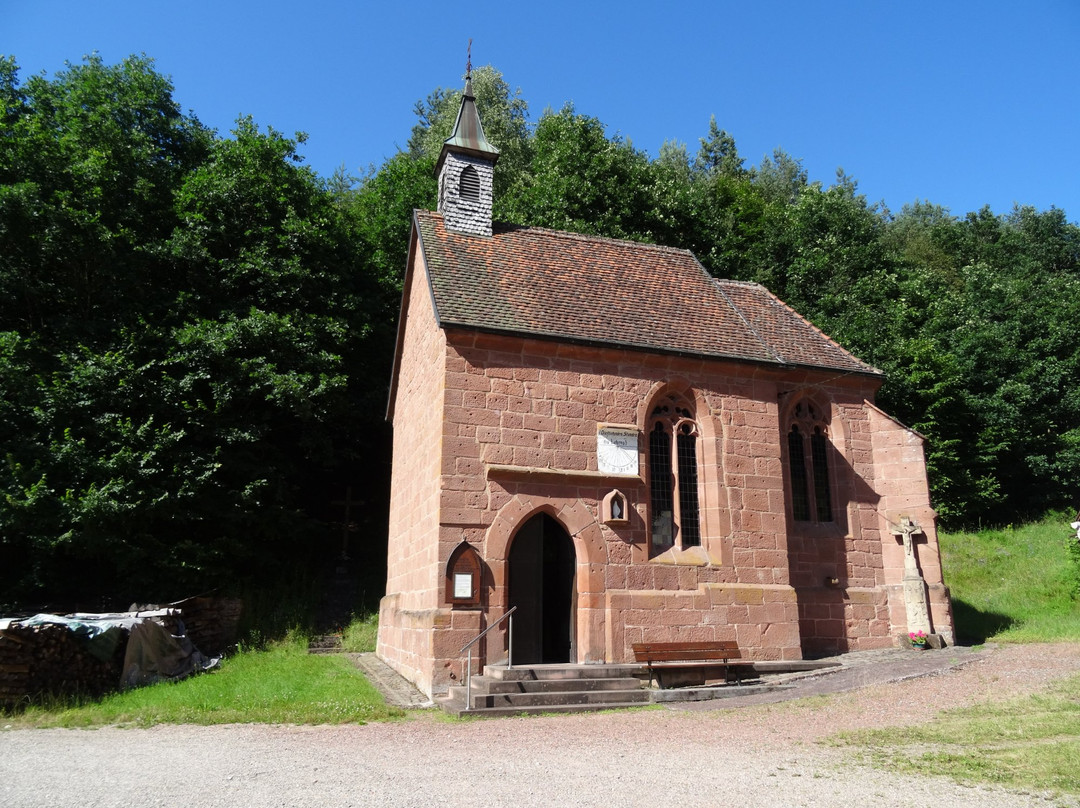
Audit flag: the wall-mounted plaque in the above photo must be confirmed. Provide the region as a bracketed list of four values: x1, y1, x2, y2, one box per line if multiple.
[597, 427, 639, 475]
[446, 541, 482, 607]
[453, 573, 473, 600]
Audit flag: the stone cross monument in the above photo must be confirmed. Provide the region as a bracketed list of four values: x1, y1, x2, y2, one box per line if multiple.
[896, 516, 932, 636]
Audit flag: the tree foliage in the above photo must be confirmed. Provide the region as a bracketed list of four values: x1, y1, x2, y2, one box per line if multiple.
[0, 56, 381, 605]
[3, 55, 1079, 608]
[394, 63, 1080, 527]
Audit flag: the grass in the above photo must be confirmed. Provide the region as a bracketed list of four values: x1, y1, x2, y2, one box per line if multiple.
[828, 512, 1080, 797]
[7, 509, 1080, 805]
[5, 621, 404, 729]
[833, 673, 1080, 795]
[939, 510, 1080, 643]
[340, 611, 379, 652]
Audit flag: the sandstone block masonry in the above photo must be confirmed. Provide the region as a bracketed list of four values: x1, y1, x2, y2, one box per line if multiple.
[378, 240, 953, 697]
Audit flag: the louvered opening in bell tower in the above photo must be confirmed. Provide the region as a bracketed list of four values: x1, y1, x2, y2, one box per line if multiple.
[459, 165, 480, 201]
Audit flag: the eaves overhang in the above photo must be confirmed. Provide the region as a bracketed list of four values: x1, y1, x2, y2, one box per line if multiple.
[436, 320, 885, 382]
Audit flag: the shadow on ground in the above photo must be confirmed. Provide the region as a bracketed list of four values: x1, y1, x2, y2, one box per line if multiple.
[950, 597, 1013, 644]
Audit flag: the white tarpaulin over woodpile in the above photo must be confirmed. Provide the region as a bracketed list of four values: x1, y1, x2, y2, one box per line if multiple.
[0, 610, 218, 688]
[121, 618, 216, 688]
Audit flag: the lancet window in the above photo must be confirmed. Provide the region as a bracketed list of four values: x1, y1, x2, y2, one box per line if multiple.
[786, 399, 833, 523]
[648, 396, 701, 554]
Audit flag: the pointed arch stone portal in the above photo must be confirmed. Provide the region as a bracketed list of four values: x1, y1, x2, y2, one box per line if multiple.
[485, 495, 607, 666]
[508, 514, 576, 664]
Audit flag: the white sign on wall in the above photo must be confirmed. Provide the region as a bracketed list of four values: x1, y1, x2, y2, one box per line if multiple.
[453, 573, 473, 600]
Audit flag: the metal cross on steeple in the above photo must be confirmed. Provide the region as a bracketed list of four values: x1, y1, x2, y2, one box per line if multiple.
[466, 38, 473, 78]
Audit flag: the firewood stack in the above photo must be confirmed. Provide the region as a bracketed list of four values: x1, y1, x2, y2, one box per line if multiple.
[0, 596, 242, 711]
[0, 622, 123, 710]
[173, 596, 242, 656]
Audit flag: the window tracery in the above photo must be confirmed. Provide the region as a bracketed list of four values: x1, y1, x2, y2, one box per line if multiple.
[648, 396, 701, 553]
[786, 399, 833, 523]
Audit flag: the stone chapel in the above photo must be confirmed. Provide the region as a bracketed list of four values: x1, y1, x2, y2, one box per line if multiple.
[377, 71, 954, 698]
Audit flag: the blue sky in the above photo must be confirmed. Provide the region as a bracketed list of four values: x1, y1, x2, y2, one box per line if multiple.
[4, 1, 1079, 223]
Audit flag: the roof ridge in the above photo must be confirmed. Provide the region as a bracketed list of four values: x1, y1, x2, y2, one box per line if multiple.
[714, 278, 768, 289]
[417, 209, 695, 258]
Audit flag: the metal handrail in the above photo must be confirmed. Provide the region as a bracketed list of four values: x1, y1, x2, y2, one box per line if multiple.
[459, 606, 516, 712]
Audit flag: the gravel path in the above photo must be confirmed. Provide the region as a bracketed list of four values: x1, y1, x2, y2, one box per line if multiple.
[2, 643, 1079, 808]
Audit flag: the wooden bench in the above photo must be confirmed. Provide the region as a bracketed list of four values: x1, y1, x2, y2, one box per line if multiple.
[632, 641, 755, 688]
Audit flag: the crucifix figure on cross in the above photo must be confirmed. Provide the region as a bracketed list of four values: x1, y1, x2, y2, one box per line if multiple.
[898, 516, 922, 579]
[894, 515, 933, 639]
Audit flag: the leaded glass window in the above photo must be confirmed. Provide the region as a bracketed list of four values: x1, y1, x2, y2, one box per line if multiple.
[648, 396, 701, 553]
[786, 400, 834, 523]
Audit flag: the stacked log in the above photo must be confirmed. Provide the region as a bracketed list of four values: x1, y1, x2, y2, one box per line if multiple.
[0, 628, 32, 709]
[0, 623, 123, 710]
[0, 596, 242, 710]
[0, 596, 243, 710]
[172, 596, 242, 656]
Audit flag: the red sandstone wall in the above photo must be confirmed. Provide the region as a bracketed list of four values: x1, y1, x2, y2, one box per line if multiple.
[784, 392, 896, 655]
[791, 401, 954, 656]
[377, 243, 449, 694]
[428, 331, 897, 678]
[868, 404, 955, 644]
[383, 286, 946, 694]
[438, 332, 805, 583]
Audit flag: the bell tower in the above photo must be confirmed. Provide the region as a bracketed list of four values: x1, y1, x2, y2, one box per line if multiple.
[436, 55, 499, 237]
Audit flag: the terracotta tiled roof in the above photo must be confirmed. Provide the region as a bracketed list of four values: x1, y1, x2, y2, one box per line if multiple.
[414, 210, 880, 376]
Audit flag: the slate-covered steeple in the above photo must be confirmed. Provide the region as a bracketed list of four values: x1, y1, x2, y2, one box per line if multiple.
[436, 67, 499, 237]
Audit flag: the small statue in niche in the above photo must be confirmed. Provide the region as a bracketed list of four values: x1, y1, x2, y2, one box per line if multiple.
[604, 490, 629, 525]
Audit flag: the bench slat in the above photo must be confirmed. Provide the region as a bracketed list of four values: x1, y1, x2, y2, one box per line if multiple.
[631, 641, 753, 688]
[632, 641, 740, 664]
[633, 641, 738, 651]
[635, 648, 739, 662]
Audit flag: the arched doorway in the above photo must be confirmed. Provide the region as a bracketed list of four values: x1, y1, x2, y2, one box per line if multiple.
[508, 513, 576, 664]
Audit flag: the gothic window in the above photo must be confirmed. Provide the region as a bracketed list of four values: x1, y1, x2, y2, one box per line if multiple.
[648, 397, 701, 553]
[459, 165, 480, 202]
[786, 400, 833, 523]
[787, 425, 810, 521]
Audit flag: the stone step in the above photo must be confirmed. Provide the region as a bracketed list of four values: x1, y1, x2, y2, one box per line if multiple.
[437, 697, 655, 718]
[482, 663, 643, 682]
[441, 684, 651, 716]
[435, 660, 842, 717]
[438, 662, 652, 717]
[466, 675, 644, 694]
[753, 660, 841, 674]
[307, 635, 343, 654]
[460, 687, 650, 709]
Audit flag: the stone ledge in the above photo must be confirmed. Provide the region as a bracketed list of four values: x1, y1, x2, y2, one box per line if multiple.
[650, 545, 725, 566]
[486, 463, 644, 485]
